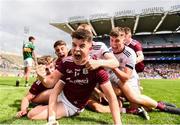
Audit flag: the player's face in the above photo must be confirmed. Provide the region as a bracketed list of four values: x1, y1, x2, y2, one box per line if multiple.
[45, 63, 55, 75]
[31, 39, 35, 43]
[110, 33, 125, 53]
[71, 38, 92, 65]
[124, 32, 131, 43]
[55, 45, 68, 60]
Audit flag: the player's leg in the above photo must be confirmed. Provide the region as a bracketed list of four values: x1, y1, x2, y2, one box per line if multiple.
[119, 81, 158, 109]
[86, 98, 110, 113]
[24, 58, 33, 86]
[32, 89, 53, 104]
[27, 102, 67, 120]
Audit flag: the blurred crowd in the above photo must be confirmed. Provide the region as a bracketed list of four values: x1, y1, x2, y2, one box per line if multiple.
[140, 63, 180, 79]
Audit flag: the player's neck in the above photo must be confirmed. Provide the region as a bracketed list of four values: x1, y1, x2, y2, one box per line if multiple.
[125, 38, 132, 45]
[74, 56, 89, 65]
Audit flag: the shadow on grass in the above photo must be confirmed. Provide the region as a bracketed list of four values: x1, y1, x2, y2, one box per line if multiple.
[0, 83, 17, 87]
[8, 99, 21, 111]
[0, 116, 31, 124]
[69, 115, 109, 124]
[0, 116, 18, 124]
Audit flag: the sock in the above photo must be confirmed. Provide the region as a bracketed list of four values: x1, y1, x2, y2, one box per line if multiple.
[126, 108, 138, 114]
[156, 102, 166, 111]
[25, 80, 28, 84]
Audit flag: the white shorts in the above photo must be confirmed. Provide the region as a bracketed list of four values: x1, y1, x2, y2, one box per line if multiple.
[24, 58, 33, 67]
[109, 71, 140, 94]
[57, 91, 84, 117]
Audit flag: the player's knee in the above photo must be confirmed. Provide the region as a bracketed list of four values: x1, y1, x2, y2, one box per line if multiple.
[27, 111, 34, 119]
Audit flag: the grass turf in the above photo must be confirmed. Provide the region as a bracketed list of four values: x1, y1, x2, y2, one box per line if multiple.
[0, 77, 180, 124]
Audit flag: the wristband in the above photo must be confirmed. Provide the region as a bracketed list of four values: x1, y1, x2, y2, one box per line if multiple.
[48, 115, 56, 122]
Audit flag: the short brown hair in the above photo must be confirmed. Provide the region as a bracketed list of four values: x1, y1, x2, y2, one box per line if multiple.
[29, 36, 35, 41]
[53, 40, 66, 48]
[110, 27, 125, 37]
[71, 29, 93, 42]
[124, 27, 132, 34]
[37, 55, 53, 65]
[78, 24, 92, 32]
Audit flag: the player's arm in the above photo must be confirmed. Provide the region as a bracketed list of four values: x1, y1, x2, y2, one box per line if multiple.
[48, 80, 64, 124]
[112, 66, 133, 83]
[86, 52, 119, 70]
[94, 87, 108, 102]
[101, 52, 119, 68]
[36, 66, 62, 88]
[136, 51, 144, 63]
[100, 81, 122, 125]
[113, 50, 136, 83]
[16, 92, 35, 118]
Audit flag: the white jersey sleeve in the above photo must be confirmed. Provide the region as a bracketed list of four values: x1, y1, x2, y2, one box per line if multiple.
[124, 47, 136, 70]
[90, 41, 110, 59]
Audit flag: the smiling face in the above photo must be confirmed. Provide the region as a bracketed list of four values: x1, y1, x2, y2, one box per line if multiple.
[71, 38, 92, 65]
[110, 27, 125, 53]
[54, 44, 68, 60]
[110, 36, 125, 53]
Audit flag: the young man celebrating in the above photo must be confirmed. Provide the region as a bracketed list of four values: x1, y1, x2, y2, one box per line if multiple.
[109, 27, 180, 117]
[23, 36, 36, 87]
[27, 29, 121, 125]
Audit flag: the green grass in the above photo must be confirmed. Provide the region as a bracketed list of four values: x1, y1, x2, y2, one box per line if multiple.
[0, 77, 180, 124]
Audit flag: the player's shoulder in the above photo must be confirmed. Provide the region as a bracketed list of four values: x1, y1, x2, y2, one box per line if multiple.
[123, 46, 136, 57]
[92, 41, 106, 50]
[131, 39, 141, 46]
[62, 56, 73, 63]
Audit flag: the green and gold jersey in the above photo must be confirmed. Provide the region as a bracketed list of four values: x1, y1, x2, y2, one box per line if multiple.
[23, 41, 35, 60]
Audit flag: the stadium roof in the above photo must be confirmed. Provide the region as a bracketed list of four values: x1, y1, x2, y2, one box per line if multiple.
[50, 5, 180, 36]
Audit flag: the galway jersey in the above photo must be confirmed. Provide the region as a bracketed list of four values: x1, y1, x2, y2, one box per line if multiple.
[128, 39, 145, 73]
[23, 41, 35, 60]
[29, 80, 48, 95]
[89, 41, 110, 59]
[109, 46, 139, 81]
[56, 56, 109, 109]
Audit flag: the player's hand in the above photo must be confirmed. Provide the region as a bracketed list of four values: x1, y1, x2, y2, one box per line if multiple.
[16, 110, 27, 118]
[45, 121, 59, 125]
[86, 59, 102, 70]
[98, 92, 108, 103]
[36, 65, 46, 80]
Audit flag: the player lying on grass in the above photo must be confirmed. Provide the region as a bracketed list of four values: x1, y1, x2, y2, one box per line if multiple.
[16, 55, 54, 118]
[16, 40, 69, 118]
[27, 29, 122, 125]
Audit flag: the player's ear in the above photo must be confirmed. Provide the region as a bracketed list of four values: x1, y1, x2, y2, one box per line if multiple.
[89, 42, 93, 50]
[89, 46, 92, 50]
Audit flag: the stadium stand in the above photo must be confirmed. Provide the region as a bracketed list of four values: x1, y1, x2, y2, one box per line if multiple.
[0, 52, 23, 77]
[141, 63, 180, 79]
[51, 5, 180, 79]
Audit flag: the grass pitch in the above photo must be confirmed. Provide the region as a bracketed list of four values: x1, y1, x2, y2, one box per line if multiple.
[0, 77, 180, 124]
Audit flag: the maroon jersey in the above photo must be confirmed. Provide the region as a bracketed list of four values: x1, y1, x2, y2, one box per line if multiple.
[56, 56, 109, 109]
[55, 57, 62, 69]
[128, 39, 145, 73]
[29, 80, 48, 95]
